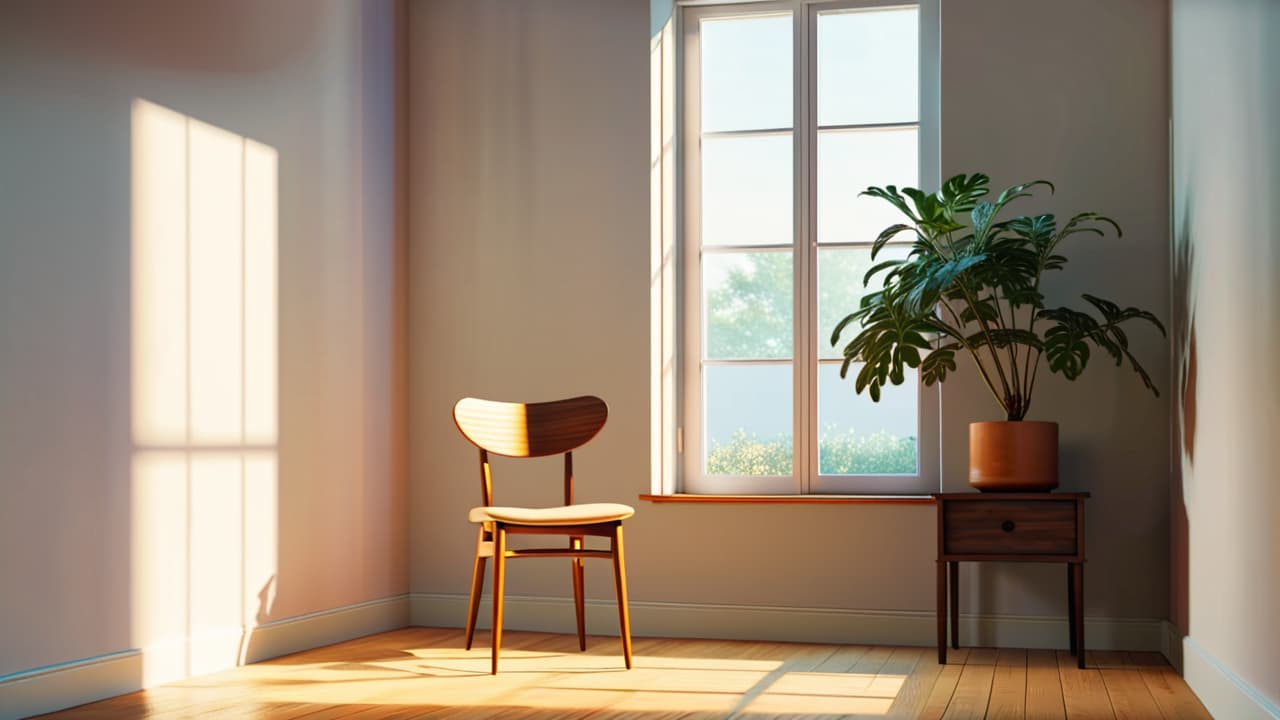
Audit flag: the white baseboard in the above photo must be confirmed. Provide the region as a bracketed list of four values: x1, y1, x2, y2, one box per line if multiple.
[242, 593, 410, 665]
[0, 650, 142, 720]
[409, 592, 1164, 652]
[1184, 637, 1280, 720]
[0, 594, 409, 720]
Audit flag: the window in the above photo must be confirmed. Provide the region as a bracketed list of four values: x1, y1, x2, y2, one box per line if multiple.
[677, 0, 939, 495]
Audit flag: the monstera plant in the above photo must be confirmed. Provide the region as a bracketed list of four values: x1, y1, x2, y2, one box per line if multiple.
[831, 173, 1165, 490]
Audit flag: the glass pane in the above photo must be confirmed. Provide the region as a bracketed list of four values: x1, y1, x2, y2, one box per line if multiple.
[817, 7, 918, 126]
[818, 363, 917, 475]
[705, 364, 792, 475]
[817, 127, 917, 245]
[819, 246, 910, 360]
[705, 252, 793, 360]
[701, 14, 792, 132]
[703, 134, 793, 247]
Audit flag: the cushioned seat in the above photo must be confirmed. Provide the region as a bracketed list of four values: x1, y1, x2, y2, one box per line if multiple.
[470, 503, 635, 526]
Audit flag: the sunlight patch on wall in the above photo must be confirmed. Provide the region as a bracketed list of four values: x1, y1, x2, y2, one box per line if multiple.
[130, 98, 278, 686]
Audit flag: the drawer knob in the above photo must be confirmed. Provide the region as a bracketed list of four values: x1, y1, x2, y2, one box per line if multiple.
[1001, 520, 1016, 533]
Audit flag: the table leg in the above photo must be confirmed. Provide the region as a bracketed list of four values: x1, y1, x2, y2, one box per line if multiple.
[936, 561, 947, 664]
[1067, 563, 1077, 656]
[949, 561, 960, 650]
[1073, 562, 1085, 669]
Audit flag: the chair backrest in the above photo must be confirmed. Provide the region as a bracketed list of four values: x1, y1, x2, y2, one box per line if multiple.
[453, 396, 608, 458]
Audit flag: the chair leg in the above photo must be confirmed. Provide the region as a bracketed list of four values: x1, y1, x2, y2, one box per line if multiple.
[491, 525, 506, 675]
[464, 529, 488, 651]
[610, 524, 633, 669]
[571, 536, 586, 651]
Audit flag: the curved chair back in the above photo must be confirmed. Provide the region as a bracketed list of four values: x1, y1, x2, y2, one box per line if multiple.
[453, 396, 608, 458]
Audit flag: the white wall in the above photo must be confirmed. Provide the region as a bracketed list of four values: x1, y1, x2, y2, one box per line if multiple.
[408, 0, 1171, 639]
[0, 0, 406, 692]
[1172, 0, 1280, 715]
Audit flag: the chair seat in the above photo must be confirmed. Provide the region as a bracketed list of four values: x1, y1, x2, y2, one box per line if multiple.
[469, 502, 635, 526]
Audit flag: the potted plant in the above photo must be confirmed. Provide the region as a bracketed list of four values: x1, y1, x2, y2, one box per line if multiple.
[831, 173, 1165, 491]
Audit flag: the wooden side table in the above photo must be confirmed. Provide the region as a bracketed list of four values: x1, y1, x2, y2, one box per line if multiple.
[934, 492, 1089, 668]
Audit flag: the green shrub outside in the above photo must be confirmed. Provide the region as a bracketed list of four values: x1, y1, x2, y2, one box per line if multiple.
[706, 429, 916, 476]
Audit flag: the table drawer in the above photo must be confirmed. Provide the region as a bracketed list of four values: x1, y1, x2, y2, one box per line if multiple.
[942, 500, 1077, 555]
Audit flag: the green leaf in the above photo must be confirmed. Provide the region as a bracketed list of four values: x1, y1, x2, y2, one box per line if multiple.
[831, 173, 1164, 410]
[854, 359, 874, 393]
[933, 254, 986, 288]
[902, 187, 942, 224]
[939, 173, 989, 215]
[870, 223, 914, 259]
[993, 179, 1054, 212]
[863, 258, 906, 287]
[1005, 287, 1045, 308]
[830, 311, 860, 348]
[971, 201, 995, 243]
[901, 331, 933, 350]
[920, 346, 958, 385]
[1039, 301, 1164, 394]
[1006, 214, 1056, 248]
[1082, 293, 1167, 336]
[860, 185, 918, 223]
[1058, 212, 1122, 242]
[959, 297, 1001, 325]
[965, 328, 1044, 351]
[900, 344, 922, 368]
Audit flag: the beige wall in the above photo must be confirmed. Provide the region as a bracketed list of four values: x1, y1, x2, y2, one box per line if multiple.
[1172, 0, 1280, 710]
[0, 0, 406, 680]
[939, 0, 1171, 623]
[407, 0, 666, 601]
[408, 0, 1171, 630]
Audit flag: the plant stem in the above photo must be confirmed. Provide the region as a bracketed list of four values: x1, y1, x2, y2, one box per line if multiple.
[1026, 348, 1043, 402]
[940, 299, 1009, 417]
[956, 280, 1013, 401]
[1022, 304, 1037, 404]
[994, 291, 1022, 403]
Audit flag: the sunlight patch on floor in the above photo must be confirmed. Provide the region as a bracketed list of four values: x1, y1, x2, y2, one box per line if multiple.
[196, 637, 909, 716]
[738, 670, 904, 715]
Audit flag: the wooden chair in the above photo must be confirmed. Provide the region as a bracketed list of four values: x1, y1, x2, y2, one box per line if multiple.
[453, 395, 635, 674]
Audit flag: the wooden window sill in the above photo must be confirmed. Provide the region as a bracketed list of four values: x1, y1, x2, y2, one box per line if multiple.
[638, 493, 935, 505]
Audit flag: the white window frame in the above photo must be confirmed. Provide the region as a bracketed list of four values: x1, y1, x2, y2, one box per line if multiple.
[677, 0, 941, 495]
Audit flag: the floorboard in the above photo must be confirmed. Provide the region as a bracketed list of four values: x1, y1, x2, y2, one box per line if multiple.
[29, 630, 1205, 719]
[984, 648, 1026, 720]
[1126, 651, 1213, 720]
[1025, 648, 1066, 719]
[915, 648, 968, 720]
[940, 663, 995, 720]
[1058, 650, 1117, 719]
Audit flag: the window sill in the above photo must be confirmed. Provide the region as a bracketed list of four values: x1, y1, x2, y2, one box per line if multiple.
[638, 493, 935, 505]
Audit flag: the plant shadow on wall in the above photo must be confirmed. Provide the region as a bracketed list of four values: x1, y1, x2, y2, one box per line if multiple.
[1172, 203, 1196, 467]
[831, 173, 1166, 490]
[1170, 193, 1196, 638]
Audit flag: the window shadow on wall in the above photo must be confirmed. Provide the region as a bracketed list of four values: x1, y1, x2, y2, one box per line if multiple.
[131, 98, 281, 685]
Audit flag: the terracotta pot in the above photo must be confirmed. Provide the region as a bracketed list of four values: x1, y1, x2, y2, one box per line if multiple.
[969, 421, 1059, 491]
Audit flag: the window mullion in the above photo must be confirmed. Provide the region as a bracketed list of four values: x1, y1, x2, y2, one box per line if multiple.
[796, 1, 814, 494]
[680, 10, 703, 490]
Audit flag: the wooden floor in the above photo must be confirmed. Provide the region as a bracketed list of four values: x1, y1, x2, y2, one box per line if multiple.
[34, 628, 1211, 719]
